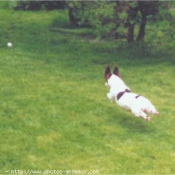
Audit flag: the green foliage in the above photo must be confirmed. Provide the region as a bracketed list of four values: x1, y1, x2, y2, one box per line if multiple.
[145, 1, 175, 49]
[67, 1, 116, 39]
[12, 0, 66, 11]
[51, 10, 69, 28]
[0, 1, 15, 9]
[66, 1, 175, 44]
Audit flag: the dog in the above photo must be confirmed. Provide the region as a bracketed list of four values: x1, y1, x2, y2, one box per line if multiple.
[104, 64, 159, 121]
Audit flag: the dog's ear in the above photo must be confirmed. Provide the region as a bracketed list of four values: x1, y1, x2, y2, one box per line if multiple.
[104, 65, 111, 80]
[113, 64, 120, 77]
[104, 65, 111, 76]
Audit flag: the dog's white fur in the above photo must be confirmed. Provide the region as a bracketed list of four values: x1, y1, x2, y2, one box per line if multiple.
[105, 66, 159, 121]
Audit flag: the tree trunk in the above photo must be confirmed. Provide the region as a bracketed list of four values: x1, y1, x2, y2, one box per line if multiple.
[68, 8, 79, 27]
[127, 25, 135, 43]
[114, 1, 130, 40]
[126, 3, 138, 43]
[137, 2, 147, 42]
[137, 14, 147, 41]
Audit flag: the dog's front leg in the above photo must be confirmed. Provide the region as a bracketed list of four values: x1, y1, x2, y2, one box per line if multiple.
[107, 92, 115, 102]
[105, 82, 111, 90]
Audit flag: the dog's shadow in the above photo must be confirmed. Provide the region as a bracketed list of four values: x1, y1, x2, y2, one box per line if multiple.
[109, 111, 155, 134]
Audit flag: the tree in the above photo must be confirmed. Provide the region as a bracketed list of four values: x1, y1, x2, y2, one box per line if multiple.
[66, 1, 160, 42]
[136, 1, 158, 42]
[15, 0, 173, 45]
[125, 3, 138, 43]
[115, 1, 159, 43]
[67, 1, 116, 38]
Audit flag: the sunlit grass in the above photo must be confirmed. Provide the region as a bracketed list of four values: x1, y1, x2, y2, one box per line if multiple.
[0, 5, 175, 174]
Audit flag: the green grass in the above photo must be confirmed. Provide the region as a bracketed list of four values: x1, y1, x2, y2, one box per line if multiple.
[1, 5, 175, 175]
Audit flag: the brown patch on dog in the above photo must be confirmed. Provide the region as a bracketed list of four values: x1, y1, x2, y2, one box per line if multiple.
[104, 65, 112, 82]
[113, 64, 120, 77]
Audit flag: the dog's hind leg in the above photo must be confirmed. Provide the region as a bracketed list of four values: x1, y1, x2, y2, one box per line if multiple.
[144, 105, 159, 116]
[131, 106, 151, 121]
[138, 97, 159, 116]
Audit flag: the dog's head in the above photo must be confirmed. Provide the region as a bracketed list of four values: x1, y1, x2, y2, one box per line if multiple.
[104, 64, 120, 88]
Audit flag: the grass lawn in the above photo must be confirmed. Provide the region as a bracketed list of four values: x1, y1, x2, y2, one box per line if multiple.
[0, 5, 175, 175]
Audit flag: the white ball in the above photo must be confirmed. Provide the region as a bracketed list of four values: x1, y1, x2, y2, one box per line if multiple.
[7, 42, 12, 47]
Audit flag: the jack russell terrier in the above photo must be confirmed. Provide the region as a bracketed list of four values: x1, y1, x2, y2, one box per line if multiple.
[104, 65, 159, 121]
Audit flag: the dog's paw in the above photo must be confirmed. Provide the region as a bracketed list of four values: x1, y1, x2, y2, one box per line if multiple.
[107, 93, 113, 99]
[154, 111, 159, 116]
[110, 97, 115, 103]
[146, 116, 151, 122]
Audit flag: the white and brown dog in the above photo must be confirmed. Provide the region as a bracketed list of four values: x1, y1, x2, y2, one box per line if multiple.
[104, 65, 159, 121]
